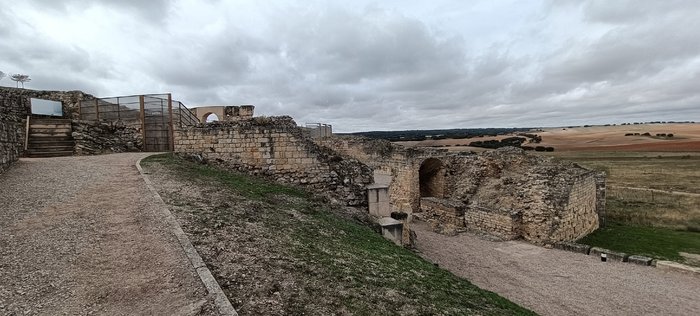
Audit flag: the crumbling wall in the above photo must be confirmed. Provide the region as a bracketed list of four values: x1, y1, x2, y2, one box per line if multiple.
[0, 90, 29, 173]
[0, 86, 94, 119]
[72, 120, 143, 155]
[175, 117, 373, 205]
[315, 137, 603, 244]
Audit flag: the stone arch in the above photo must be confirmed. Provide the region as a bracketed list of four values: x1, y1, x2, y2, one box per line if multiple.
[419, 158, 445, 198]
[203, 112, 220, 122]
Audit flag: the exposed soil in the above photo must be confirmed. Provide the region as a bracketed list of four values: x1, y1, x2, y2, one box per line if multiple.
[413, 221, 700, 316]
[0, 154, 217, 316]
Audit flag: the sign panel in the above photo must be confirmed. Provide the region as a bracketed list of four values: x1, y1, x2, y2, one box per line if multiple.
[30, 98, 63, 116]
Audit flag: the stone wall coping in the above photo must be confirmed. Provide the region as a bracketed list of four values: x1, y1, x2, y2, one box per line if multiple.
[377, 217, 403, 227]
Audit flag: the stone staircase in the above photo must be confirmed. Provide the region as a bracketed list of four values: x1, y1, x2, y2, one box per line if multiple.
[26, 118, 74, 158]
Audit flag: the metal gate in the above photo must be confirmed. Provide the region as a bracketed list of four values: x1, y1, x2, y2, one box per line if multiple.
[141, 95, 173, 151]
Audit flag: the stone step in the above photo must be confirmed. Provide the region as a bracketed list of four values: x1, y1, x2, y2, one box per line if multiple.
[27, 145, 74, 152]
[30, 118, 72, 125]
[29, 127, 72, 134]
[27, 139, 74, 146]
[25, 150, 74, 158]
[28, 132, 73, 138]
[29, 135, 74, 142]
[29, 123, 72, 129]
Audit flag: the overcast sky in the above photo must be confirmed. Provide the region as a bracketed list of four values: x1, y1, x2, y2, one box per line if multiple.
[2, 1, 699, 131]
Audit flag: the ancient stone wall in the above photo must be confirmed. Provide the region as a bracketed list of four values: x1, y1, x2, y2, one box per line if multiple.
[464, 207, 520, 240]
[316, 137, 604, 244]
[0, 89, 29, 173]
[72, 120, 143, 155]
[175, 117, 373, 205]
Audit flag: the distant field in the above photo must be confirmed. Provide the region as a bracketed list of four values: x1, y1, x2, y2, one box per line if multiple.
[553, 152, 700, 231]
[551, 151, 700, 266]
[395, 123, 700, 152]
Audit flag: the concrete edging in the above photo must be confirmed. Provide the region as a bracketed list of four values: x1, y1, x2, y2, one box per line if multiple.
[136, 155, 238, 316]
[553, 241, 699, 276]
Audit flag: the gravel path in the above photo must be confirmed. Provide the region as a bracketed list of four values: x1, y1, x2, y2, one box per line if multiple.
[413, 221, 700, 316]
[0, 154, 216, 315]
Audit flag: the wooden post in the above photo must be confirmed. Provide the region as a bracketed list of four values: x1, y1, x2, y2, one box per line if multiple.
[24, 115, 30, 152]
[139, 95, 146, 151]
[94, 99, 100, 121]
[167, 93, 174, 151]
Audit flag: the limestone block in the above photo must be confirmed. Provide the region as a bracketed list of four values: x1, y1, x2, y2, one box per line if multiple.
[627, 255, 653, 266]
[553, 241, 591, 254]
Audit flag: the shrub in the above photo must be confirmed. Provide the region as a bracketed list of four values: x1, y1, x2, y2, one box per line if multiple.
[642, 132, 651, 136]
[624, 133, 633, 136]
[545, 147, 554, 152]
[667, 133, 674, 137]
[534, 146, 546, 152]
[521, 146, 534, 151]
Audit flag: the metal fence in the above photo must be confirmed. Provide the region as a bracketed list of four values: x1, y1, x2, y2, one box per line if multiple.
[78, 93, 199, 151]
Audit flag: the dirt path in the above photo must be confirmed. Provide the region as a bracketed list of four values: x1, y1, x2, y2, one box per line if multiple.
[616, 185, 700, 197]
[0, 153, 217, 315]
[413, 221, 700, 316]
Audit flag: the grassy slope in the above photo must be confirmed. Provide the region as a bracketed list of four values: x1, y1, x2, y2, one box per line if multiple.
[547, 152, 700, 265]
[142, 154, 534, 316]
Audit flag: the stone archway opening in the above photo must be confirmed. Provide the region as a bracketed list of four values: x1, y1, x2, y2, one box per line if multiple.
[419, 158, 445, 198]
[203, 112, 220, 122]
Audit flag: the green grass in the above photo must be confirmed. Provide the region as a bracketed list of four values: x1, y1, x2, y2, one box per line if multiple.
[142, 153, 535, 315]
[578, 222, 700, 263]
[142, 153, 307, 200]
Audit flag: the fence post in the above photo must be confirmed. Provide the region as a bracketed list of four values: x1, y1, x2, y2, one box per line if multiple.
[140, 95, 146, 151]
[167, 93, 174, 151]
[94, 99, 100, 121]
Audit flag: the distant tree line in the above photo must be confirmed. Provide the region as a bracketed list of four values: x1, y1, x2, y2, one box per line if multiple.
[345, 127, 531, 142]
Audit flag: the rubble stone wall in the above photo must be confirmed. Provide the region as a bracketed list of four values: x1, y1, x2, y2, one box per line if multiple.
[72, 120, 143, 155]
[0, 90, 29, 173]
[175, 117, 373, 205]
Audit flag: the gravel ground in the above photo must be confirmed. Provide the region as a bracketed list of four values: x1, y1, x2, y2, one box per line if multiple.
[0, 154, 217, 315]
[413, 221, 700, 316]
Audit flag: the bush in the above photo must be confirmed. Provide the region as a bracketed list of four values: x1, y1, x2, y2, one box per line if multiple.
[667, 133, 674, 137]
[625, 133, 634, 136]
[534, 146, 546, 152]
[545, 147, 554, 152]
[642, 132, 651, 136]
[521, 146, 534, 151]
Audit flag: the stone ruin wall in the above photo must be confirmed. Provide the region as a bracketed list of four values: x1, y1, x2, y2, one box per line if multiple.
[0, 89, 30, 173]
[174, 117, 373, 206]
[315, 136, 604, 244]
[72, 120, 143, 155]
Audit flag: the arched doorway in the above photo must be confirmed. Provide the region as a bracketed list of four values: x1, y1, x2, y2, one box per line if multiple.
[203, 113, 220, 122]
[419, 158, 444, 198]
